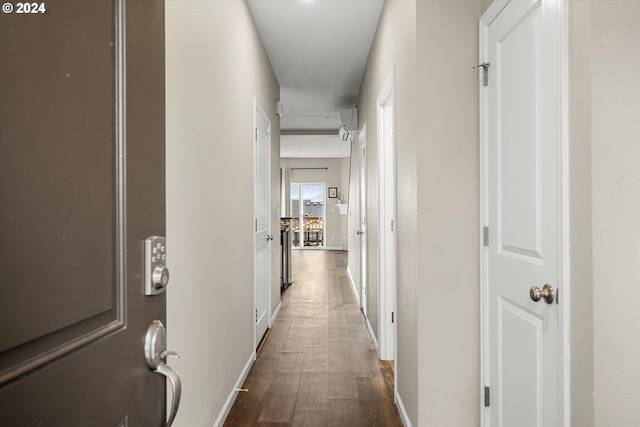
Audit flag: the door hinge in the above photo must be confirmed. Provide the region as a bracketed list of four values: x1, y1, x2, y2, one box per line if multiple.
[474, 62, 490, 87]
[391, 219, 394, 231]
[391, 312, 395, 323]
[255, 309, 258, 322]
[483, 226, 489, 247]
[255, 219, 258, 231]
[255, 128, 258, 141]
[484, 386, 490, 407]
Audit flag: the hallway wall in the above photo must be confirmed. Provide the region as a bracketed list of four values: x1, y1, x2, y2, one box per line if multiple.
[165, 1, 280, 426]
[354, 1, 481, 425]
[354, 0, 418, 421]
[415, 1, 481, 426]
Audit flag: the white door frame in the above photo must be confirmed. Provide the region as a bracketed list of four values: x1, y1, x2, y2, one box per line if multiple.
[358, 125, 368, 315]
[479, 1, 570, 425]
[253, 99, 271, 351]
[377, 67, 397, 361]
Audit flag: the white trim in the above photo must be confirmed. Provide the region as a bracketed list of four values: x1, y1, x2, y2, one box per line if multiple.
[270, 301, 282, 327]
[394, 390, 412, 427]
[324, 246, 343, 251]
[479, 1, 570, 425]
[365, 316, 379, 351]
[376, 66, 397, 362]
[347, 265, 359, 306]
[214, 351, 255, 427]
[558, 0, 571, 425]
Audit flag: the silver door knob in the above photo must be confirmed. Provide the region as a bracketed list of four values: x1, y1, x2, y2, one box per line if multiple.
[529, 284, 555, 304]
[266, 234, 274, 241]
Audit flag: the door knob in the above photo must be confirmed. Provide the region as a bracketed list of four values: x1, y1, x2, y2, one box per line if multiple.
[529, 284, 555, 304]
[145, 320, 182, 427]
[266, 234, 274, 241]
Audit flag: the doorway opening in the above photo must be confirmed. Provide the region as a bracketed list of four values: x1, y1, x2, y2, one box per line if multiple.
[290, 183, 326, 248]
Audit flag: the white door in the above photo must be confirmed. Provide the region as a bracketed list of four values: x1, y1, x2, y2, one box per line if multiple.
[254, 101, 271, 348]
[358, 126, 368, 315]
[481, 1, 565, 426]
[377, 68, 396, 361]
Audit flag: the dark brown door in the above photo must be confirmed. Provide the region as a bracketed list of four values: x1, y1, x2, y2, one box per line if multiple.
[0, 0, 167, 425]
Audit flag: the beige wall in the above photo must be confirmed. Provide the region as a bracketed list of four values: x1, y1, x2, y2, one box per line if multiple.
[416, 1, 481, 426]
[165, 1, 280, 426]
[590, 1, 640, 425]
[568, 1, 594, 425]
[354, 0, 419, 421]
[280, 157, 345, 249]
[354, 1, 480, 425]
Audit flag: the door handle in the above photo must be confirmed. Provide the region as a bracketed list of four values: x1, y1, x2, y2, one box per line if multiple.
[145, 320, 182, 427]
[266, 234, 274, 241]
[529, 284, 555, 304]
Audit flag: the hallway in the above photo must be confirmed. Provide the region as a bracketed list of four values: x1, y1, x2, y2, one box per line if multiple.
[224, 250, 402, 426]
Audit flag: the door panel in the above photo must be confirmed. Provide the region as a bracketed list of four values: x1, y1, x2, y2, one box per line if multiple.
[358, 129, 367, 314]
[255, 102, 271, 348]
[0, 0, 167, 424]
[484, 1, 562, 426]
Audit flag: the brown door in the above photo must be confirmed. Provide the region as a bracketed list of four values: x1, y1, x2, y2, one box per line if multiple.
[0, 0, 167, 425]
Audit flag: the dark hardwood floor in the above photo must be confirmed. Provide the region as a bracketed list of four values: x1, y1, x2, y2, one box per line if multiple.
[224, 250, 403, 427]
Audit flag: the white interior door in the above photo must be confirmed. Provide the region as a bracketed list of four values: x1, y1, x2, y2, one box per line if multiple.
[377, 68, 396, 361]
[358, 126, 368, 315]
[254, 101, 271, 348]
[482, 1, 565, 426]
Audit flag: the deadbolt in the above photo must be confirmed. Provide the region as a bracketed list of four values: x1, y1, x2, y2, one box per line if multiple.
[530, 284, 555, 304]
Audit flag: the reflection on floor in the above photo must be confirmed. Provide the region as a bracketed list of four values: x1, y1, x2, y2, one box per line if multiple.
[224, 250, 402, 427]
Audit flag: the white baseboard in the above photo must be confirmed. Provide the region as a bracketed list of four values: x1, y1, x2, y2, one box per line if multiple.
[213, 351, 255, 427]
[395, 390, 412, 427]
[270, 301, 282, 326]
[346, 265, 359, 306]
[324, 246, 343, 250]
[366, 316, 378, 351]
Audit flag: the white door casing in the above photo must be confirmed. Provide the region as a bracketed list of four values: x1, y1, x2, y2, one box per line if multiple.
[254, 100, 271, 349]
[480, 1, 568, 426]
[358, 125, 368, 315]
[377, 67, 397, 361]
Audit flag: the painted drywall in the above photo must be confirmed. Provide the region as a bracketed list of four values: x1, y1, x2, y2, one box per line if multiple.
[416, 1, 481, 426]
[354, 0, 419, 422]
[165, 1, 280, 426]
[590, 1, 640, 425]
[280, 158, 344, 250]
[568, 0, 594, 425]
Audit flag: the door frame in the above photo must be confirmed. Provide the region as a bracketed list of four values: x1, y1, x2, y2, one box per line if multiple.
[479, 1, 570, 425]
[253, 99, 271, 351]
[377, 67, 397, 361]
[358, 125, 368, 315]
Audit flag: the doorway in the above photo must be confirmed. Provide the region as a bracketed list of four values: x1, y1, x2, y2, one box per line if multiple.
[290, 183, 326, 248]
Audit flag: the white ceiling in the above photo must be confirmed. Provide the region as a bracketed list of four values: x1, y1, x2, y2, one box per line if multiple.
[247, 0, 384, 149]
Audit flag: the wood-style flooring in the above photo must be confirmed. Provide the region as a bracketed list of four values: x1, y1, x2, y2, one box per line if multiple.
[224, 250, 403, 427]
